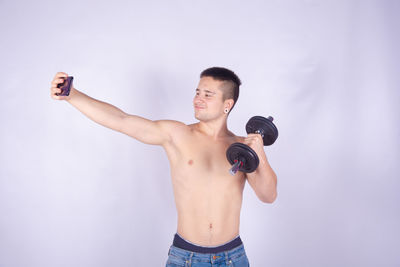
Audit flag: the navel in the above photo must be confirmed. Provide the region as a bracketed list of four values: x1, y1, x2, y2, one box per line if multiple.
[208, 223, 213, 244]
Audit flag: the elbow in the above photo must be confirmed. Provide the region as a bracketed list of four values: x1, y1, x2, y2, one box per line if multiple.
[260, 191, 277, 204]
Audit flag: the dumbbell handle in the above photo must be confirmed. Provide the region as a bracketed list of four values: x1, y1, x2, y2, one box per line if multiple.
[229, 160, 243, 176]
[255, 129, 264, 137]
[254, 116, 273, 138]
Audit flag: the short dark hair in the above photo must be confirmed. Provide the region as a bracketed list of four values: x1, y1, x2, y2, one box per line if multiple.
[200, 67, 241, 113]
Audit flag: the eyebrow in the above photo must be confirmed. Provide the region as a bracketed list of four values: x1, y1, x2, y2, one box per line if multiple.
[196, 88, 216, 94]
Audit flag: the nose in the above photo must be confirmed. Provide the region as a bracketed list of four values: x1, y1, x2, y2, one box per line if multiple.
[194, 94, 205, 103]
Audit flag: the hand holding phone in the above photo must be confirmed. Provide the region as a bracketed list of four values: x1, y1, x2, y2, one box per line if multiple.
[55, 76, 73, 96]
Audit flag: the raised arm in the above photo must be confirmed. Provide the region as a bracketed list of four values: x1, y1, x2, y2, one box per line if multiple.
[119, 115, 181, 145]
[50, 72, 178, 146]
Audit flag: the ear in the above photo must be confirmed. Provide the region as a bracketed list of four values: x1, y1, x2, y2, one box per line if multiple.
[224, 99, 234, 111]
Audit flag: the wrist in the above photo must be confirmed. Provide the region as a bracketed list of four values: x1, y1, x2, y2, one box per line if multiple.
[66, 87, 78, 102]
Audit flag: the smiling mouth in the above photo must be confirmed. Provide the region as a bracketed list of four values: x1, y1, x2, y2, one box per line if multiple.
[194, 106, 205, 109]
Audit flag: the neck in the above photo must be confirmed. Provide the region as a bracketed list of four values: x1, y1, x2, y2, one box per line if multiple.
[195, 116, 231, 139]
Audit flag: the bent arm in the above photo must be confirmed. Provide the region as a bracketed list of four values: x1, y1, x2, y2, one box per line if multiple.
[67, 88, 175, 146]
[246, 156, 278, 203]
[241, 134, 278, 203]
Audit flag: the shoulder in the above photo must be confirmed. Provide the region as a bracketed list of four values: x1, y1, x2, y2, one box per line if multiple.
[227, 130, 246, 143]
[156, 120, 194, 148]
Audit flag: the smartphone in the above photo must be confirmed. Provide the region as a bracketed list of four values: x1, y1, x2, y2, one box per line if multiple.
[56, 76, 73, 96]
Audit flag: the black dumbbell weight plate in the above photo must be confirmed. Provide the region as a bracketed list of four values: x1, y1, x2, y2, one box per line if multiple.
[226, 143, 260, 173]
[246, 116, 278, 146]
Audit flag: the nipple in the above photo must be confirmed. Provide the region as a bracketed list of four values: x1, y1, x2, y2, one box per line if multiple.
[188, 159, 194, 165]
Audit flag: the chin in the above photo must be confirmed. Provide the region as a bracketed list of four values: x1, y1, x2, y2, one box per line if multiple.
[194, 114, 203, 121]
[194, 113, 204, 121]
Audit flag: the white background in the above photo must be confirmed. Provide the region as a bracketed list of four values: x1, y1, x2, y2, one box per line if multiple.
[0, 0, 399, 266]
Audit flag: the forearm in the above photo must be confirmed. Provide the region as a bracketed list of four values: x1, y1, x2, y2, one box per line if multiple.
[247, 156, 277, 203]
[67, 88, 126, 132]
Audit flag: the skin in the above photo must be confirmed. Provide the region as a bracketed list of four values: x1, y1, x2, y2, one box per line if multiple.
[50, 73, 277, 246]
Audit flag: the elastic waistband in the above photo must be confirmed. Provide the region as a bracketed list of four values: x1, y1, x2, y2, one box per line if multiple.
[172, 233, 243, 254]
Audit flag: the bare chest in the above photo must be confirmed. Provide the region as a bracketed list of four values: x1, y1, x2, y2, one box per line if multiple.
[178, 136, 233, 175]
[164, 132, 245, 186]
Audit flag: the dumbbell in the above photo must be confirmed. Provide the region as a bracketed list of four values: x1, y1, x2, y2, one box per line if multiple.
[226, 116, 278, 175]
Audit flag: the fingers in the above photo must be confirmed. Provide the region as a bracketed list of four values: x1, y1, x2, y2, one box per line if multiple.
[244, 134, 263, 146]
[50, 88, 65, 100]
[51, 72, 68, 85]
[50, 72, 69, 100]
[51, 78, 65, 87]
[53, 72, 68, 79]
[50, 87, 62, 96]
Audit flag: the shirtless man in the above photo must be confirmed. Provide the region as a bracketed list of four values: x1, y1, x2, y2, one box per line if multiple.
[50, 67, 277, 266]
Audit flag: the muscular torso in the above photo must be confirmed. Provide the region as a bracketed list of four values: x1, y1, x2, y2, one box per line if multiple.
[163, 122, 246, 246]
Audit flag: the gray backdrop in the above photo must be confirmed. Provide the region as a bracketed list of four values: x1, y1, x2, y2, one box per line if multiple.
[1, 0, 399, 266]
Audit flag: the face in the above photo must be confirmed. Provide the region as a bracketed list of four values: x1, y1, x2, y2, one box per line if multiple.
[193, 76, 229, 122]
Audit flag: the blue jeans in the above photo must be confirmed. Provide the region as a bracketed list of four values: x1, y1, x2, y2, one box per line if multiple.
[165, 242, 250, 267]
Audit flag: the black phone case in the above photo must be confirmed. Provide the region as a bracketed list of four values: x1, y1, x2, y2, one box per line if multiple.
[56, 76, 73, 96]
